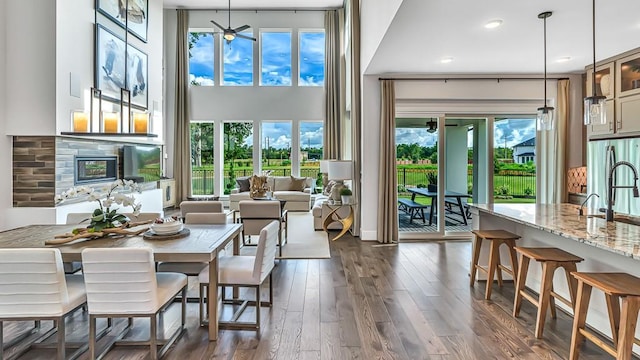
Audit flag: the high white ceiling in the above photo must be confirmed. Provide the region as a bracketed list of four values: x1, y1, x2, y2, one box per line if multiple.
[163, 0, 640, 75]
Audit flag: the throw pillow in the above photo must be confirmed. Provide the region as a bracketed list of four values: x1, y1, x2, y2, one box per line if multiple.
[323, 180, 336, 196]
[236, 176, 251, 192]
[249, 175, 268, 198]
[289, 176, 307, 191]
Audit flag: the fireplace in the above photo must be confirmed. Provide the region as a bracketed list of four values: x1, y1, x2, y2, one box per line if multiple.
[74, 156, 118, 185]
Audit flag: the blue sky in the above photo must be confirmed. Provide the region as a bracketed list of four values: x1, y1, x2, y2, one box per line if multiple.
[299, 32, 325, 86]
[395, 118, 537, 148]
[223, 31, 254, 86]
[189, 33, 214, 85]
[261, 32, 292, 86]
[230, 121, 323, 150]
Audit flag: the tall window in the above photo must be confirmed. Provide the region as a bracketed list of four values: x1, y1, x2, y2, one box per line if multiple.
[261, 31, 292, 86]
[262, 121, 292, 175]
[299, 121, 323, 179]
[223, 122, 253, 194]
[190, 122, 215, 195]
[299, 31, 325, 86]
[222, 31, 254, 86]
[188, 32, 214, 86]
[493, 118, 537, 203]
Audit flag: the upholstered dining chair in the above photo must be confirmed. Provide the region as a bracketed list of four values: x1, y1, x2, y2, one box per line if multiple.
[0, 248, 87, 360]
[180, 200, 224, 219]
[156, 212, 228, 276]
[238, 200, 287, 256]
[197, 220, 279, 328]
[81, 248, 187, 360]
[122, 212, 162, 223]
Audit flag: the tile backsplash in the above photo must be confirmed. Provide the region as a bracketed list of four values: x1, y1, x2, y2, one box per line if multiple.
[567, 166, 587, 194]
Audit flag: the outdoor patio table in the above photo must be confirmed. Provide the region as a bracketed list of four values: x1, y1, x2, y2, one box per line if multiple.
[407, 188, 471, 225]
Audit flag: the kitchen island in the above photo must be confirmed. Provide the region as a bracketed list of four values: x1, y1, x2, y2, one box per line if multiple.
[469, 203, 640, 353]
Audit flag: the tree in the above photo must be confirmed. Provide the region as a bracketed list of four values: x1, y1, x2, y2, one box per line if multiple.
[224, 123, 252, 194]
[190, 123, 214, 167]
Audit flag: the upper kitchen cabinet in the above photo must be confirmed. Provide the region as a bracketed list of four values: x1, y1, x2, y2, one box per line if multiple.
[616, 53, 640, 98]
[586, 63, 615, 137]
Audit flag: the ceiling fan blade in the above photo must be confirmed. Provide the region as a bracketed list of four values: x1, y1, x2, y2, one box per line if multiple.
[233, 24, 250, 32]
[210, 20, 226, 31]
[236, 33, 257, 41]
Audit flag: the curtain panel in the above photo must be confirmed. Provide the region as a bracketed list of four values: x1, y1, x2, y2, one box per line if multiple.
[377, 80, 398, 244]
[173, 9, 192, 202]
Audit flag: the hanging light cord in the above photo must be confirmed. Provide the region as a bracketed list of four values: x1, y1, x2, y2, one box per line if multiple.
[543, 13, 548, 107]
[591, 0, 597, 97]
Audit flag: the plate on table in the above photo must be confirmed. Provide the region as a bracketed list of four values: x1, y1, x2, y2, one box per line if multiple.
[149, 221, 184, 235]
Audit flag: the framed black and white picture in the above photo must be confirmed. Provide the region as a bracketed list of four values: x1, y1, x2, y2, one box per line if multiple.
[97, 0, 148, 43]
[127, 43, 148, 109]
[95, 24, 126, 103]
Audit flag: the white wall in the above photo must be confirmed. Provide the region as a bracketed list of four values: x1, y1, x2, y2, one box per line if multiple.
[0, 0, 9, 230]
[360, 76, 583, 240]
[360, 0, 404, 73]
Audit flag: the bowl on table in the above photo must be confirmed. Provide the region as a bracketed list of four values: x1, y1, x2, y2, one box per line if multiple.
[150, 218, 184, 235]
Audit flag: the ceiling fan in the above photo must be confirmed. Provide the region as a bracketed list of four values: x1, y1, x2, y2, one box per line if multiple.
[210, 0, 256, 44]
[425, 119, 459, 133]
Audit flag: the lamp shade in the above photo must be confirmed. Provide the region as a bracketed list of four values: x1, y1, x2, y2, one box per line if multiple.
[328, 160, 352, 181]
[319, 160, 332, 173]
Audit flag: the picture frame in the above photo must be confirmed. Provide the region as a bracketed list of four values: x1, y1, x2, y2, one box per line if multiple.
[127, 43, 148, 109]
[97, 0, 148, 43]
[95, 24, 126, 103]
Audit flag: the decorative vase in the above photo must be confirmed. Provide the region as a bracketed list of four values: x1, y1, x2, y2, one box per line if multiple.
[341, 195, 352, 204]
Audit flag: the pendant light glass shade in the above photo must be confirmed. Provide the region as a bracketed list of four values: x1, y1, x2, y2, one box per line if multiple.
[536, 11, 555, 131]
[584, 0, 607, 125]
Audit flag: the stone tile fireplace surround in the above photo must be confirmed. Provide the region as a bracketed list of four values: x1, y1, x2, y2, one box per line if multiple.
[13, 136, 157, 208]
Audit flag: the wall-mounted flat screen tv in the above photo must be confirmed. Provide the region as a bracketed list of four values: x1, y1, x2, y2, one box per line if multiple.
[123, 145, 161, 183]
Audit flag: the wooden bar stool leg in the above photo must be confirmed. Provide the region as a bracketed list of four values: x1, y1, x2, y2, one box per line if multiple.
[563, 263, 579, 309]
[617, 296, 640, 360]
[495, 250, 504, 287]
[535, 262, 555, 339]
[485, 240, 501, 300]
[506, 239, 519, 280]
[469, 236, 483, 286]
[570, 280, 593, 360]
[606, 294, 621, 347]
[513, 253, 530, 317]
[549, 277, 557, 319]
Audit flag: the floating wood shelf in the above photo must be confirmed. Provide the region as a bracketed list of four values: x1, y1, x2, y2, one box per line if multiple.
[61, 132, 158, 138]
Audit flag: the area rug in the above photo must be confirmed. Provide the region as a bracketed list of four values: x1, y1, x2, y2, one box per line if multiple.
[242, 212, 330, 259]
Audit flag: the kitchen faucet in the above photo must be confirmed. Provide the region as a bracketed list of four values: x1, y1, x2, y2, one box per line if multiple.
[606, 161, 640, 221]
[579, 193, 599, 216]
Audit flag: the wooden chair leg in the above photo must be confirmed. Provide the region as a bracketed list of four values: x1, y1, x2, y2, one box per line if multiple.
[547, 263, 558, 320]
[506, 239, 519, 279]
[495, 252, 504, 287]
[485, 240, 500, 300]
[469, 236, 483, 286]
[513, 253, 530, 317]
[570, 280, 593, 360]
[563, 263, 579, 310]
[616, 296, 640, 360]
[605, 293, 621, 347]
[535, 262, 555, 339]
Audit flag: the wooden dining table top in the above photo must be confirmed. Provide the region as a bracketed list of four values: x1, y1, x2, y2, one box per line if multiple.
[0, 223, 243, 262]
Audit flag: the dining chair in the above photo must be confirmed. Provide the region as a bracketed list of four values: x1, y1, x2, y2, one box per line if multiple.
[81, 248, 187, 360]
[0, 248, 87, 360]
[239, 200, 287, 256]
[156, 212, 227, 275]
[180, 200, 223, 219]
[122, 212, 162, 223]
[197, 220, 279, 328]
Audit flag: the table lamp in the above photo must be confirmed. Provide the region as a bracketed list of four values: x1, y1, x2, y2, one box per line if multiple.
[327, 160, 352, 202]
[319, 160, 332, 188]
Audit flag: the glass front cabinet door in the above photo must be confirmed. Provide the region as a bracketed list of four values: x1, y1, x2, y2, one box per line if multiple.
[586, 63, 615, 137]
[617, 52, 640, 98]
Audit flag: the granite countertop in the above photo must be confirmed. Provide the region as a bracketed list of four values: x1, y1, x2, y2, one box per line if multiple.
[470, 203, 640, 259]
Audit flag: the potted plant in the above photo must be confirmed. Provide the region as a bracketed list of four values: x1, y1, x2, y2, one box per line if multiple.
[340, 187, 353, 204]
[426, 172, 438, 192]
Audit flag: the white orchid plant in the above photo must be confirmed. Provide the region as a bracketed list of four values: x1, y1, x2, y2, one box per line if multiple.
[55, 179, 142, 232]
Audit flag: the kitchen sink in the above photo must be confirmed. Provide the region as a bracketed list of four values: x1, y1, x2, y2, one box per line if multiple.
[587, 214, 640, 226]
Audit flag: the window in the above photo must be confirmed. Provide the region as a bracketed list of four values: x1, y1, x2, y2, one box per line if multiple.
[299, 31, 325, 86]
[493, 118, 537, 203]
[261, 31, 292, 86]
[188, 32, 214, 86]
[222, 31, 254, 86]
[299, 121, 324, 178]
[262, 121, 292, 175]
[223, 122, 254, 194]
[190, 122, 215, 195]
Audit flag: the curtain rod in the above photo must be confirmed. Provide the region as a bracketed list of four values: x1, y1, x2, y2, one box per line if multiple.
[179, 8, 340, 12]
[378, 77, 570, 81]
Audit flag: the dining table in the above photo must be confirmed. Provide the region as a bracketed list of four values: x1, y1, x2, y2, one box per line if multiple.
[0, 222, 243, 341]
[407, 187, 472, 225]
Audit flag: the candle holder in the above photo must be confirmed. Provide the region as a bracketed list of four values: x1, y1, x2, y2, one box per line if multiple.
[132, 112, 149, 133]
[71, 111, 89, 132]
[102, 111, 120, 133]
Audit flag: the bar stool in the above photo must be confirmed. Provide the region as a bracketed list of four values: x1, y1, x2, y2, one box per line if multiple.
[569, 272, 640, 360]
[470, 229, 521, 300]
[512, 247, 583, 338]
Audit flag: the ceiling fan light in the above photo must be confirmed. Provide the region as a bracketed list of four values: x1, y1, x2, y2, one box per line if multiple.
[425, 120, 437, 133]
[223, 32, 236, 41]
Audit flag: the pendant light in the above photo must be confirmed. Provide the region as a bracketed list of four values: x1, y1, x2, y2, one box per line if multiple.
[536, 11, 554, 131]
[584, 0, 606, 125]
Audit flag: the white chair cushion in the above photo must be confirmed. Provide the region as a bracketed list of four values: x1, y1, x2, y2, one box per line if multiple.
[198, 256, 258, 285]
[156, 273, 188, 307]
[64, 275, 87, 313]
[274, 191, 311, 201]
[157, 262, 207, 276]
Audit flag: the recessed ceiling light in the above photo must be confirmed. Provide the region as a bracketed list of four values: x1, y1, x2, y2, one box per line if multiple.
[557, 56, 572, 63]
[441, 57, 454, 64]
[485, 19, 503, 29]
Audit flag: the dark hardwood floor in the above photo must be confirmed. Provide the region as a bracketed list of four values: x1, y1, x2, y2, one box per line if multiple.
[6, 235, 622, 359]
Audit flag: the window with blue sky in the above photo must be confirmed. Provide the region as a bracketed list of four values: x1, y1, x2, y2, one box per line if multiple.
[222, 31, 254, 86]
[188, 32, 214, 86]
[261, 31, 292, 86]
[299, 31, 325, 86]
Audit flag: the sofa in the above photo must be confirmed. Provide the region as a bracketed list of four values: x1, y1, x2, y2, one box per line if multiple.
[229, 176, 314, 212]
